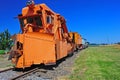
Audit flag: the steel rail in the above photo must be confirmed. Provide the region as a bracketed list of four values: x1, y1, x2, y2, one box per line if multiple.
[0, 68, 14, 73]
[11, 67, 39, 80]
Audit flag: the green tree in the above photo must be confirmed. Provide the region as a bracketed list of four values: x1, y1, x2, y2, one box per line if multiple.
[0, 29, 12, 50]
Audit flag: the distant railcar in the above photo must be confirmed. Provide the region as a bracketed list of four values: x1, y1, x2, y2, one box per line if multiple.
[69, 32, 83, 50]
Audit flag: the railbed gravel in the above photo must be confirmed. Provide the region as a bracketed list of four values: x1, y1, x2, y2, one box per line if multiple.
[0, 70, 19, 80]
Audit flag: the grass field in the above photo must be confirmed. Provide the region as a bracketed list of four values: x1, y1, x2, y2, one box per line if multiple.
[69, 45, 120, 80]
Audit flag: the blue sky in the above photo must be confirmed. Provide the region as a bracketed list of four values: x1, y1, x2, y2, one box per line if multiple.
[0, 0, 120, 44]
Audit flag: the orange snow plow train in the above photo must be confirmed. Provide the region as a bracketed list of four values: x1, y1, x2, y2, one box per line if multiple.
[9, 0, 85, 68]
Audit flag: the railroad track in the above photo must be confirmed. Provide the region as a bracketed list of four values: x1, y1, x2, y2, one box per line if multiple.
[0, 68, 14, 73]
[0, 67, 19, 80]
[0, 67, 51, 80]
[0, 51, 81, 80]
[11, 67, 39, 80]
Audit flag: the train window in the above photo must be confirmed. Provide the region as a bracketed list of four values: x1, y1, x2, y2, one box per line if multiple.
[19, 16, 43, 28]
[27, 17, 33, 24]
[47, 16, 52, 24]
[34, 16, 42, 26]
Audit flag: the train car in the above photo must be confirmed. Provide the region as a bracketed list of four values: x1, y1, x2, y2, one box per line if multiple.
[9, 0, 83, 68]
[82, 38, 89, 49]
[69, 32, 83, 50]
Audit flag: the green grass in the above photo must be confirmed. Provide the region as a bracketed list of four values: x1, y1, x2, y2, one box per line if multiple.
[0, 50, 5, 54]
[70, 45, 120, 80]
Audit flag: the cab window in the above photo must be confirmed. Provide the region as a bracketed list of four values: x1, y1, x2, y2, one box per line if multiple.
[47, 16, 52, 24]
[35, 16, 42, 26]
[27, 17, 33, 23]
[46, 15, 54, 24]
[19, 16, 42, 28]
